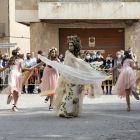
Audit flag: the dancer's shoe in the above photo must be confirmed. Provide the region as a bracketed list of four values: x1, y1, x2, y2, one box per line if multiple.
[126, 107, 131, 112]
[49, 104, 53, 111]
[45, 97, 50, 103]
[7, 93, 13, 104]
[65, 113, 74, 118]
[132, 91, 139, 100]
[12, 106, 19, 112]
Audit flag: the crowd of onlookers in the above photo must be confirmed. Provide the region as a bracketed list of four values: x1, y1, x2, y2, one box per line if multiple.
[82, 47, 138, 95]
[0, 47, 138, 94]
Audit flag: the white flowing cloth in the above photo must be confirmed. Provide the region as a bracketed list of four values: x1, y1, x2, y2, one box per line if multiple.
[38, 51, 110, 117]
[38, 51, 110, 85]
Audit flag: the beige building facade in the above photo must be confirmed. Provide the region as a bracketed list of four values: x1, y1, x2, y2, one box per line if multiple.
[15, 0, 140, 62]
[0, 0, 30, 56]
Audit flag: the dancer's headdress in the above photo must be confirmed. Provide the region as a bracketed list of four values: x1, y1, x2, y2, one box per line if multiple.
[49, 47, 57, 52]
[67, 34, 82, 50]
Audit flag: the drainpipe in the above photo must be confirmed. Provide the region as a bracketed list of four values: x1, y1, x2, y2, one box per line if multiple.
[7, 0, 9, 54]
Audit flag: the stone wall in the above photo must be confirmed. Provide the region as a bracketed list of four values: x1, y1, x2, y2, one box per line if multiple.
[30, 21, 140, 63]
[125, 23, 140, 62]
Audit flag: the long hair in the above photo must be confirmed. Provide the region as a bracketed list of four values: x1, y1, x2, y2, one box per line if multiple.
[48, 49, 58, 61]
[67, 35, 82, 58]
[121, 51, 132, 66]
[8, 48, 21, 65]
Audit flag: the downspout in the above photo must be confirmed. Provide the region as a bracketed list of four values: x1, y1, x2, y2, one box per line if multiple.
[7, 0, 9, 55]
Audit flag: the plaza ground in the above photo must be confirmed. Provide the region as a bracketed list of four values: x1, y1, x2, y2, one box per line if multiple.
[0, 94, 140, 140]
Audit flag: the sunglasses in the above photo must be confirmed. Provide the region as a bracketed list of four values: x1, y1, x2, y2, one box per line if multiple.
[4, 55, 8, 57]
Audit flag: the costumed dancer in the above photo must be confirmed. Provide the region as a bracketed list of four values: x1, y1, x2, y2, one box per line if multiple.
[32, 47, 60, 111]
[38, 35, 110, 118]
[109, 51, 140, 112]
[0, 48, 32, 112]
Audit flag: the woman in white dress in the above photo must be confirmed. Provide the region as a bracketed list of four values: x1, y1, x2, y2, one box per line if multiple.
[54, 35, 110, 118]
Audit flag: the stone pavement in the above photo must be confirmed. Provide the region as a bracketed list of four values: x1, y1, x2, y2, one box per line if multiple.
[0, 94, 140, 140]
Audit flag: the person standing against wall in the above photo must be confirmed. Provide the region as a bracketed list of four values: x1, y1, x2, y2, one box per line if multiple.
[113, 51, 122, 85]
[94, 51, 106, 94]
[31, 52, 37, 93]
[105, 53, 114, 94]
[23, 53, 36, 93]
[2, 53, 9, 89]
[0, 55, 4, 92]
[91, 51, 96, 60]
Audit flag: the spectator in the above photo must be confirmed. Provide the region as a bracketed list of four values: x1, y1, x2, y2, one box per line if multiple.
[94, 51, 106, 93]
[83, 50, 88, 59]
[106, 53, 112, 63]
[62, 57, 65, 64]
[37, 51, 45, 93]
[85, 52, 93, 63]
[31, 52, 37, 93]
[23, 53, 36, 93]
[37, 51, 43, 63]
[0, 55, 4, 92]
[59, 54, 63, 62]
[120, 50, 125, 58]
[91, 51, 96, 60]
[31, 52, 36, 62]
[128, 47, 137, 64]
[94, 51, 106, 69]
[113, 51, 122, 85]
[105, 53, 114, 95]
[2, 53, 9, 88]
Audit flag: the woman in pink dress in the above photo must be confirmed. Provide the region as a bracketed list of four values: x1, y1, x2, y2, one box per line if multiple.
[109, 51, 140, 111]
[0, 48, 32, 112]
[33, 47, 59, 111]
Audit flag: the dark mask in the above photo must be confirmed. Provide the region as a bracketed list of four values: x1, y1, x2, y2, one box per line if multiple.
[27, 56, 30, 59]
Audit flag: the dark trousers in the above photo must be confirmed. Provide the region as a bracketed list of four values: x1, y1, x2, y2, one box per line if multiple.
[102, 80, 112, 93]
[28, 77, 35, 93]
[22, 76, 35, 93]
[106, 80, 112, 93]
[0, 78, 3, 91]
[4, 75, 8, 89]
[40, 70, 43, 83]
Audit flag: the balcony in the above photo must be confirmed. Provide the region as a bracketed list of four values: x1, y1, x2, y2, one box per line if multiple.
[39, 2, 140, 20]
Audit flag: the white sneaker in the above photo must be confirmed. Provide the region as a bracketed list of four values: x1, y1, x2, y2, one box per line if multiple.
[33, 89, 38, 93]
[7, 93, 13, 104]
[44, 97, 50, 103]
[12, 106, 19, 112]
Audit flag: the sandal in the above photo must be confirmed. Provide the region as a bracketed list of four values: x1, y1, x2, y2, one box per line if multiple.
[44, 96, 50, 103]
[132, 91, 139, 100]
[59, 114, 65, 117]
[7, 93, 13, 104]
[65, 113, 74, 118]
[126, 108, 131, 112]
